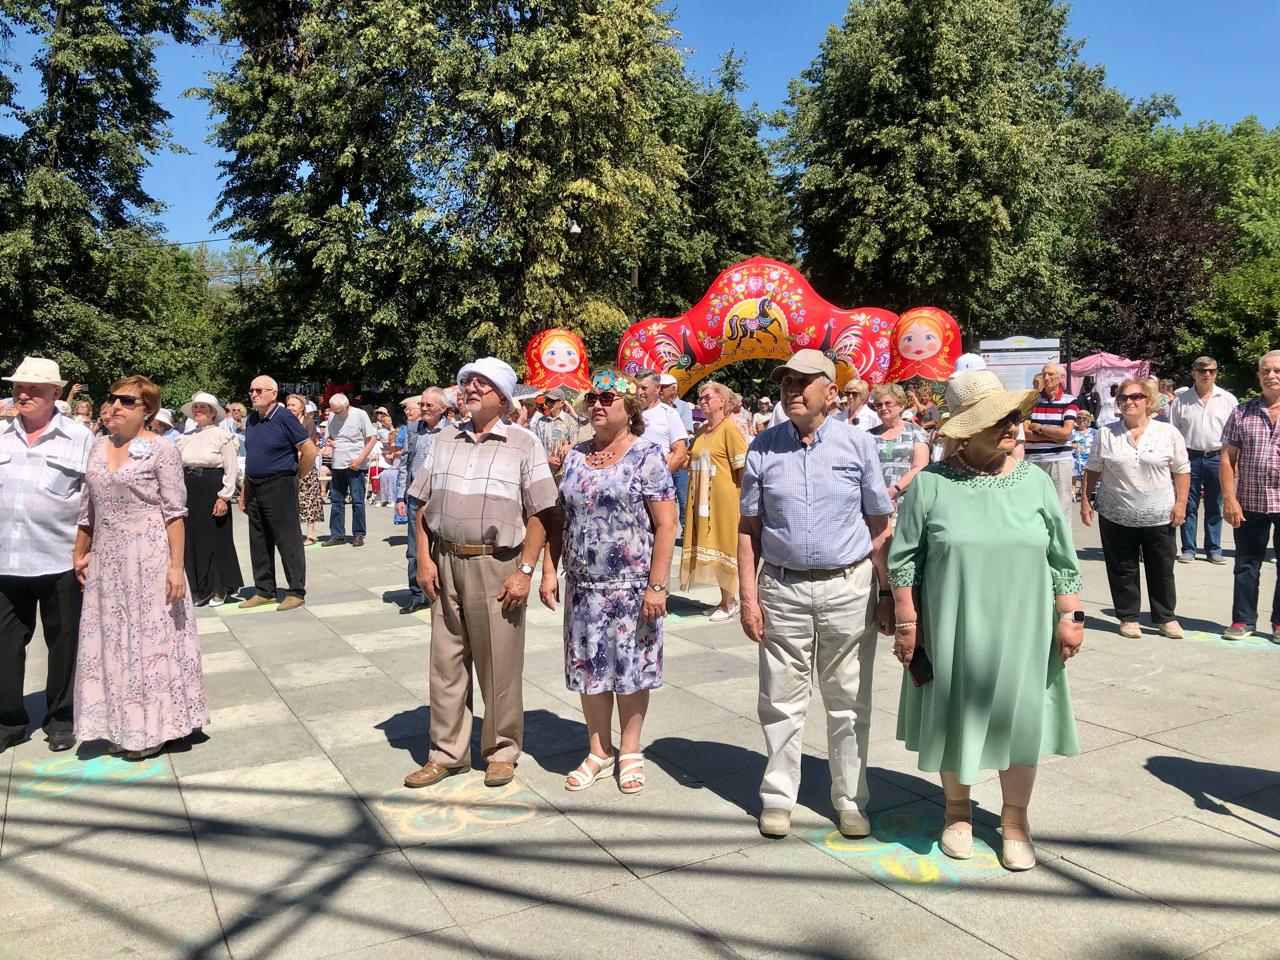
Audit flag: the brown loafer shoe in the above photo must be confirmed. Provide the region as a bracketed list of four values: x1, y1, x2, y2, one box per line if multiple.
[404, 762, 467, 789]
[277, 596, 305, 612]
[238, 595, 277, 609]
[484, 761, 516, 787]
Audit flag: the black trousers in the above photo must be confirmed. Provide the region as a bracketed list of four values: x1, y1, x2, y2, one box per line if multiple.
[1098, 515, 1177, 624]
[0, 571, 82, 739]
[245, 474, 307, 599]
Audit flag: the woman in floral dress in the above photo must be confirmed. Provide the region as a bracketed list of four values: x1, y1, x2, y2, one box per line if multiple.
[540, 370, 677, 795]
[73, 376, 208, 759]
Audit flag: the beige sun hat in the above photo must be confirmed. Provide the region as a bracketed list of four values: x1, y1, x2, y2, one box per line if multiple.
[181, 391, 227, 423]
[938, 371, 1039, 440]
[4, 356, 67, 387]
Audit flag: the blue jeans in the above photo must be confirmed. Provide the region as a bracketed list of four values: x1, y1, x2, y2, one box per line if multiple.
[672, 469, 689, 530]
[329, 468, 367, 539]
[1181, 451, 1223, 556]
[1231, 510, 1280, 629]
[405, 496, 427, 604]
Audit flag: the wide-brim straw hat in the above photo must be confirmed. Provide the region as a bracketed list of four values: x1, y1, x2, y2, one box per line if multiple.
[938, 371, 1038, 440]
[181, 391, 227, 423]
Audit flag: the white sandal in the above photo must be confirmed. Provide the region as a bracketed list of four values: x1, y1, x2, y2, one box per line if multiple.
[565, 752, 615, 791]
[618, 753, 646, 795]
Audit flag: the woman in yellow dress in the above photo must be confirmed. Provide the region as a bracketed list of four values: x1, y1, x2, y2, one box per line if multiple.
[681, 381, 748, 621]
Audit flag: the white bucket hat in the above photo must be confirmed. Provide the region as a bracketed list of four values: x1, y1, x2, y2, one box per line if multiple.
[3, 356, 67, 387]
[153, 408, 177, 429]
[181, 391, 227, 424]
[457, 357, 518, 413]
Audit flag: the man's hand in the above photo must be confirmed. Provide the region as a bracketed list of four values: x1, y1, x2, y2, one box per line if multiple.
[74, 552, 91, 586]
[395, 500, 407, 519]
[416, 558, 441, 601]
[1224, 498, 1244, 529]
[875, 596, 894, 635]
[1080, 499, 1094, 527]
[239, 490, 248, 513]
[350, 457, 366, 471]
[740, 597, 765, 643]
[497, 571, 532, 613]
[1169, 502, 1187, 528]
[213, 498, 228, 518]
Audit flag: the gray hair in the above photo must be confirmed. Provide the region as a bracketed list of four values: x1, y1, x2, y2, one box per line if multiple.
[329, 392, 349, 408]
[1259, 350, 1280, 370]
[422, 387, 447, 404]
[636, 369, 661, 386]
[1192, 356, 1217, 371]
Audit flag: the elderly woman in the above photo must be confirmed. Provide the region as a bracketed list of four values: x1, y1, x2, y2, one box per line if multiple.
[751, 398, 773, 436]
[869, 384, 930, 508]
[682, 380, 748, 621]
[889, 370, 1084, 871]
[1070, 410, 1097, 502]
[73, 376, 208, 759]
[176, 392, 244, 606]
[1081, 378, 1190, 639]
[540, 370, 677, 794]
[835, 378, 881, 430]
[285, 394, 325, 543]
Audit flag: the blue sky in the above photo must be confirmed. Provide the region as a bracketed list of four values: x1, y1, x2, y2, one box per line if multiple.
[4, 0, 1278, 247]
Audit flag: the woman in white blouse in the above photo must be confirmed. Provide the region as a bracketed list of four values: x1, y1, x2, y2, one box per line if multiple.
[176, 392, 244, 606]
[1081, 378, 1190, 639]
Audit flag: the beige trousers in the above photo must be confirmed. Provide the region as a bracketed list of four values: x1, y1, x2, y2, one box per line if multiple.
[1034, 458, 1074, 520]
[757, 559, 877, 813]
[428, 547, 525, 767]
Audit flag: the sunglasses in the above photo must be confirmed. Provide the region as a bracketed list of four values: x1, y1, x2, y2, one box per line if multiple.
[1117, 392, 1147, 403]
[105, 393, 144, 408]
[247, 387, 273, 394]
[997, 409, 1024, 427]
[1194, 368, 1218, 375]
[584, 392, 619, 407]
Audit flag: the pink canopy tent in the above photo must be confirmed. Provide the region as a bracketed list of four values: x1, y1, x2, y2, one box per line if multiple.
[1068, 352, 1150, 425]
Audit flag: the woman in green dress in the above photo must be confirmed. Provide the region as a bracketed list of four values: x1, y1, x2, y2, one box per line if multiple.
[887, 370, 1085, 872]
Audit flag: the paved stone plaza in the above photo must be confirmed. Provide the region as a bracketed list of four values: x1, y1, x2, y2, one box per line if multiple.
[1, 503, 1277, 959]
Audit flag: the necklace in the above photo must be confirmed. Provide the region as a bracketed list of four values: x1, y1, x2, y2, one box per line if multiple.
[950, 452, 1007, 477]
[586, 434, 630, 468]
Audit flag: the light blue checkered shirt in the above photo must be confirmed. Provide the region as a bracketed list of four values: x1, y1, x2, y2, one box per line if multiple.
[740, 416, 892, 571]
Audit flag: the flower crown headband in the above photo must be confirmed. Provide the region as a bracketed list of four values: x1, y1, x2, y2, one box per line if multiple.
[591, 371, 637, 395]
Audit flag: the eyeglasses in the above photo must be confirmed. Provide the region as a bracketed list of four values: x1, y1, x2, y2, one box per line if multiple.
[697, 395, 717, 405]
[1117, 392, 1147, 403]
[842, 391, 864, 399]
[459, 375, 493, 392]
[105, 393, 144, 408]
[248, 387, 273, 394]
[997, 410, 1024, 427]
[1194, 368, 1218, 375]
[584, 392, 619, 407]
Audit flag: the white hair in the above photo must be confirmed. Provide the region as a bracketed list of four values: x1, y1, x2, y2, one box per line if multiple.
[1259, 350, 1280, 370]
[329, 392, 349, 408]
[252, 375, 278, 391]
[422, 387, 447, 403]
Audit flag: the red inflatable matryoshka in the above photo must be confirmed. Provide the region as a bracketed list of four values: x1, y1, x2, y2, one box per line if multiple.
[885, 307, 962, 383]
[525, 328, 590, 392]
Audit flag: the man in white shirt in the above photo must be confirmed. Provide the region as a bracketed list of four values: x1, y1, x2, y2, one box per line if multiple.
[657, 373, 694, 524]
[1170, 356, 1237, 564]
[637, 371, 689, 520]
[322, 393, 377, 547]
[0, 357, 93, 753]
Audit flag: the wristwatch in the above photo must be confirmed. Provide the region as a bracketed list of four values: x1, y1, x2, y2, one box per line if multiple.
[517, 562, 535, 577]
[647, 583, 668, 593]
[1060, 610, 1085, 624]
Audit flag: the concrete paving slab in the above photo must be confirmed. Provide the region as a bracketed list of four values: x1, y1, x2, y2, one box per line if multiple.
[319, 930, 484, 959]
[261, 654, 386, 690]
[167, 720, 324, 778]
[178, 754, 356, 822]
[1183, 782, 1280, 853]
[1146, 702, 1280, 767]
[344, 626, 428, 654]
[281, 677, 421, 721]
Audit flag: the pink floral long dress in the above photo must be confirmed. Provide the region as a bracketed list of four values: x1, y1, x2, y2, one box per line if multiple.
[74, 436, 209, 751]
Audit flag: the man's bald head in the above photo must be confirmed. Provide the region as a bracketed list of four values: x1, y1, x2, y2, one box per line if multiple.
[249, 375, 279, 413]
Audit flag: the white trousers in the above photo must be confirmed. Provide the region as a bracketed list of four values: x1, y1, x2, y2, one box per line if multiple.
[756, 559, 877, 813]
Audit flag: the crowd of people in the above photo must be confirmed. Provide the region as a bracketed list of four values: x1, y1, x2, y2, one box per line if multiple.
[1, 342, 1274, 873]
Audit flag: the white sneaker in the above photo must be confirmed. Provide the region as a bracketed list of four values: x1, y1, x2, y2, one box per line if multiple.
[207, 594, 225, 608]
[708, 602, 740, 623]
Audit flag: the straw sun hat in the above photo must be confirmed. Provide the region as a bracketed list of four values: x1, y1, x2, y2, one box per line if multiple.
[938, 371, 1038, 441]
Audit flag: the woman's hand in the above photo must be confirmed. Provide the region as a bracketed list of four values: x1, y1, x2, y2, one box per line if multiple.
[212, 498, 228, 518]
[1056, 617, 1084, 662]
[165, 567, 187, 605]
[1080, 498, 1094, 527]
[74, 552, 91, 586]
[893, 623, 917, 667]
[642, 586, 667, 623]
[539, 571, 560, 611]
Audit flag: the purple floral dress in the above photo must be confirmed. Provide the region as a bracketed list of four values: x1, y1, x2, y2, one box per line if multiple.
[559, 439, 674, 694]
[74, 437, 209, 750]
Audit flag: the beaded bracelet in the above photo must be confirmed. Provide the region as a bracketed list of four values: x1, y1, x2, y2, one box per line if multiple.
[895, 621, 917, 630]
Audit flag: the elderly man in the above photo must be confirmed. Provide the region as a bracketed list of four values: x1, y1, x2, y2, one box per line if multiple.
[530, 387, 577, 476]
[833, 378, 882, 431]
[637, 370, 689, 511]
[738, 350, 894, 839]
[0, 357, 93, 752]
[403, 360, 558, 788]
[1171, 356, 1237, 564]
[1024, 362, 1079, 516]
[395, 388, 448, 614]
[239, 376, 318, 611]
[657, 373, 694, 519]
[1221, 351, 1280, 642]
[322, 392, 376, 547]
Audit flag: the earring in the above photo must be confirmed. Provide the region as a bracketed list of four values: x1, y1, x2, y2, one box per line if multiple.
[960, 439, 969, 449]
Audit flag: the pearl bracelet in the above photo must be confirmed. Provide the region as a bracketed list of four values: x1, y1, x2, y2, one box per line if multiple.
[895, 621, 917, 630]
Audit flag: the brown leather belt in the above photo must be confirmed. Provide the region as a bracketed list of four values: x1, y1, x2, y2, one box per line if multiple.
[437, 538, 503, 558]
[763, 557, 868, 581]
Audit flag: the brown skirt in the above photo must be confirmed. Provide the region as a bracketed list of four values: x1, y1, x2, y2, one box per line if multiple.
[297, 467, 325, 523]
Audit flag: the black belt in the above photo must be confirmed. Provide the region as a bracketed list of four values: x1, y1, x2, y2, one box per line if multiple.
[1187, 449, 1220, 457]
[247, 472, 294, 482]
[184, 466, 220, 476]
[763, 556, 868, 581]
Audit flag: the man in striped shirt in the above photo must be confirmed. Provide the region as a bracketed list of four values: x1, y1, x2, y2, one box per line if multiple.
[1024, 362, 1079, 517]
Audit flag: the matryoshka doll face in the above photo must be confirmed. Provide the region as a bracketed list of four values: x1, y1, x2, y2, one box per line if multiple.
[897, 319, 942, 361]
[541, 337, 580, 373]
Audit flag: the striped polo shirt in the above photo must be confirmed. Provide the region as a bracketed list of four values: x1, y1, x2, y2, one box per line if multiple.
[1025, 391, 1080, 462]
[407, 418, 557, 548]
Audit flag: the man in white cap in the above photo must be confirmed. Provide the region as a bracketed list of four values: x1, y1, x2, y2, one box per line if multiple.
[737, 349, 894, 839]
[0, 357, 93, 753]
[657, 373, 694, 520]
[403, 358, 559, 789]
[636, 370, 689, 518]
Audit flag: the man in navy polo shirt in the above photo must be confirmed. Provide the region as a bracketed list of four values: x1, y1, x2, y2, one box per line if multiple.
[238, 376, 319, 611]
